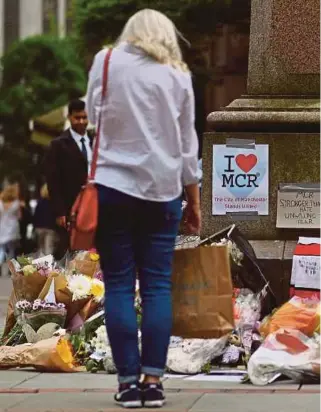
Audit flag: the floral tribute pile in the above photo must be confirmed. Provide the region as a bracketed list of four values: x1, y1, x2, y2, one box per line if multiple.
[0, 236, 319, 385]
[1, 251, 105, 348]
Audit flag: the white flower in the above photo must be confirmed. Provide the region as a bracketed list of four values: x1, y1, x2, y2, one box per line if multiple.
[90, 325, 109, 353]
[16, 300, 32, 312]
[67, 275, 92, 301]
[22, 265, 37, 276]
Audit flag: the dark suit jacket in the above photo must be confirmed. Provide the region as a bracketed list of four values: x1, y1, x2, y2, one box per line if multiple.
[45, 129, 93, 219]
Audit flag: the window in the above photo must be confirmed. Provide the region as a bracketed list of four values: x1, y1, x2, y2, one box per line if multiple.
[42, 0, 58, 34]
[4, 0, 20, 52]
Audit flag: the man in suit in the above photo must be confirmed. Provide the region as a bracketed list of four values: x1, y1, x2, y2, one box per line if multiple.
[45, 99, 92, 259]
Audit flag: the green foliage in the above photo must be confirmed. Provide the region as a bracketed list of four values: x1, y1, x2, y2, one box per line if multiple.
[0, 141, 37, 183]
[74, 0, 250, 60]
[201, 362, 212, 374]
[0, 35, 87, 144]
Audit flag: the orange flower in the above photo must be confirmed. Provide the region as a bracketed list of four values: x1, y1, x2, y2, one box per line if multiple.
[56, 337, 75, 367]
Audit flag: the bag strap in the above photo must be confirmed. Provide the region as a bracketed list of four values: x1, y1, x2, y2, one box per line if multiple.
[89, 48, 113, 181]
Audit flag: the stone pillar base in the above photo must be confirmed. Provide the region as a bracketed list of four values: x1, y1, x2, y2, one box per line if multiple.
[201, 96, 320, 240]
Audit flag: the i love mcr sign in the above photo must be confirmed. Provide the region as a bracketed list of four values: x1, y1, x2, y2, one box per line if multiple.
[212, 144, 269, 215]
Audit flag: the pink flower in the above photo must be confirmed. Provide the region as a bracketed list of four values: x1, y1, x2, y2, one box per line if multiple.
[94, 271, 104, 281]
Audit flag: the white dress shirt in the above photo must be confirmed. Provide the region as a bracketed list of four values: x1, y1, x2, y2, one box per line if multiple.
[69, 128, 92, 173]
[86, 42, 199, 202]
[0, 200, 20, 245]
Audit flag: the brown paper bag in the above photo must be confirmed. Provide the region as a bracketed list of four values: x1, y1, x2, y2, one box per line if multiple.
[172, 244, 234, 339]
[8, 261, 47, 302]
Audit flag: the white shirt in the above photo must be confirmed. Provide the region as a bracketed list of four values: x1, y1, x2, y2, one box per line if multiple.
[86, 42, 199, 202]
[0, 200, 20, 245]
[69, 128, 92, 173]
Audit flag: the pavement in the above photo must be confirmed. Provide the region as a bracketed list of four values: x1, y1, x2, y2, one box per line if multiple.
[0, 278, 320, 411]
[0, 368, 319, 411]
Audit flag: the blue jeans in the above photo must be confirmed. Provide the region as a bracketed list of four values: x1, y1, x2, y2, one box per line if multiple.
[96, 185, 182, 384]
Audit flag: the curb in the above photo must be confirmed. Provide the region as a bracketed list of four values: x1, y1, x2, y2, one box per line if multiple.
[0, 388, 319, 395]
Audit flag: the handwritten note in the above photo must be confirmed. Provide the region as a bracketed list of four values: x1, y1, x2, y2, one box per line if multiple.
[276, 189, 320, 229]
[291, 255, 320, 290]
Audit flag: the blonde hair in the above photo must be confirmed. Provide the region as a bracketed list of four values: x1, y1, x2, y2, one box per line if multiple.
[40, 184, 49, 199]
[1, 184, 18, 202]
[117, 9, 189, 72]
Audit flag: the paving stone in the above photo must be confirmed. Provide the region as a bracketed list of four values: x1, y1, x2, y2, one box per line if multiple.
[0, 394, 32, 410]
[190, 393, 320, 412]
[163, 378, 300, 391]
[0, 371, 40, 389]
[300, 384, 320, 392]
[15, 373, 118, 389]
[5, 391, 202, 411]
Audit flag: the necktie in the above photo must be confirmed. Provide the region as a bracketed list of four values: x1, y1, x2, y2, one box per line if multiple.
[80, 137, 88, 163]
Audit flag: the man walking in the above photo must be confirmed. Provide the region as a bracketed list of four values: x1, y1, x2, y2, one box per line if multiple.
[45, 99, 92, 259]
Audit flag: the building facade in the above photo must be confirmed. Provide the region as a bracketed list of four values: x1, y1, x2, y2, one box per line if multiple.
[0, 0, 72, 57]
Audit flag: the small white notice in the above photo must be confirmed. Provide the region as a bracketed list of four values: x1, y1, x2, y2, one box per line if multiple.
[276, 184, 320, 229]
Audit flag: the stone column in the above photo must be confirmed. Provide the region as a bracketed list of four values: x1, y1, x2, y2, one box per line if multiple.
[202, 0, 320, 241]
[201, 0, 320, 304]
[19, 0, 42, 38]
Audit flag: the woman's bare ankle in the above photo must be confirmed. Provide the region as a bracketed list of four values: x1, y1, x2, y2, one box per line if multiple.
[143, 375, 160, 384]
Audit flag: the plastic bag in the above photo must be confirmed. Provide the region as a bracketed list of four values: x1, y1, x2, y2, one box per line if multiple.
[260, 296, 320, 338]
[166, 336, 228, 374]
[233, 287, 265, 355]
[248, 329, 320, 385]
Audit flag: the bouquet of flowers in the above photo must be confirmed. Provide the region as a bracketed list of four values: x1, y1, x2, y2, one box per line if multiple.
[9, 254, 59, 302]
[2, 255, 60, 338]
[66, 250, 101, 278]
[0, 336, 80, 373]
[35, 272, 103, 330]
[15, 299, 67, 331]
[67, 275, 104, 303]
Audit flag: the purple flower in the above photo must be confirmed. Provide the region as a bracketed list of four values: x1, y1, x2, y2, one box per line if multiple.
[94, 271, 103, 281]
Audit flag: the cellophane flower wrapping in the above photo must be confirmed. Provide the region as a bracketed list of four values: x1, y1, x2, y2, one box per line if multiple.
[8, 254, 60, 302]
[0, 337, 80, 373]
[233, 288, 263, 355]
[3, 255, 61, 337]
[15, 299, 67, 331]
[65, 250, 101, 278]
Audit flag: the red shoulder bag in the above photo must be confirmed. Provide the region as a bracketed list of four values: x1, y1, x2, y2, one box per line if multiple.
[70, 49, 112, 251]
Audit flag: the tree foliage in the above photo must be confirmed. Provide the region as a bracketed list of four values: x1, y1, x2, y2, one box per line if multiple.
[0, 35, 87, 143]
[74, 0, 250, 62]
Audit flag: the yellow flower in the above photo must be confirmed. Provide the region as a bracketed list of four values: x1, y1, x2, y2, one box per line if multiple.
[22, 265, 37, 276]
[56, 337, 75, 368]
[89, 253, 100, 262]
[90, 279, 105, 302]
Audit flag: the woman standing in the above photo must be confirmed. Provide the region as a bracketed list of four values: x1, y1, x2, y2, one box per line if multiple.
[0, 184, 22, 276]
[87, 9, 201, 409]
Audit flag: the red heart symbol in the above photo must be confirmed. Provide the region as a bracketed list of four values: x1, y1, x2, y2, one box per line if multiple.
[235, 154, 257, 173]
